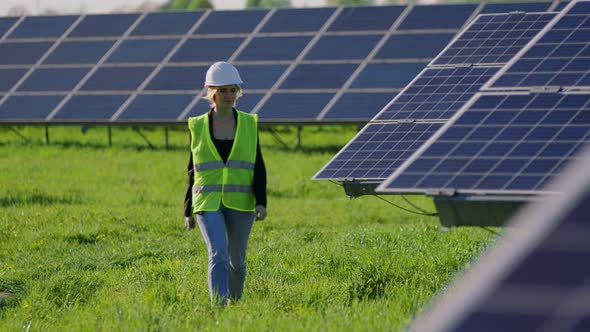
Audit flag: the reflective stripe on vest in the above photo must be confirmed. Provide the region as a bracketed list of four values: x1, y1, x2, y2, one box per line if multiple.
[193, 184, 253, 194]
[194, 160, 255, 172]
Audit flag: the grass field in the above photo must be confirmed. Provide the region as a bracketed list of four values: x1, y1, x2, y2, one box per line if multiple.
[0, 125, 498, 331]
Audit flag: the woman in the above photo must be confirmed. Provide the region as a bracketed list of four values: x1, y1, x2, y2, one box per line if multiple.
[183, 61, 267, 307]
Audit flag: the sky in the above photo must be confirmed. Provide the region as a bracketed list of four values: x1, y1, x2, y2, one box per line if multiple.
[0, 0, 329, 15]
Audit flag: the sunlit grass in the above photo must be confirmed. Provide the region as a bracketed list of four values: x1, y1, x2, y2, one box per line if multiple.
[0, 125, 497, 331]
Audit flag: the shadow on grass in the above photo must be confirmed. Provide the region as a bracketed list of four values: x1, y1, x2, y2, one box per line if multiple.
[0, 193, 82, 207]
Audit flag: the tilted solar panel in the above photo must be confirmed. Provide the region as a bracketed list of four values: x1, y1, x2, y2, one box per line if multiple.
[374, 66, 500, 121]
[378, 92, 590, 195]
[314, 123, 442, 180]
[314, 9, 556, 182]
[487, 0, 590, 89]
[432, 12, 557, 66]
[408, 144, 590, 332]
[480, 1, 552, 14]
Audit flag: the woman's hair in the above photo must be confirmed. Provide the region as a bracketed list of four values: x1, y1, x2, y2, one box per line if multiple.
[204, 85, 243, 107]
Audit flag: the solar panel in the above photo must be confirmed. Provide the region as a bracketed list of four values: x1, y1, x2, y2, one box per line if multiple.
[18, 68, 89, 91]
[195, 9, 268, 34]
[378, 92, 590, 195]
[323, 92, 394, 121]
[259, 7, 335, 33]
[487, 1, 590, 89]
[314, 9, 558, 183]
[374, 67, 500, 121]
[1, 4, 555, 125]
[376, 33, 456, 59]
[432, 12, 557, 66]
[8, 15, 77, 38]
[0, 42, 53, 65]
[131, 12, 203, 36]
[398, 4, 478, 30]
[44, 41, 115, 64]
[350, 63, 428, 89]
[327, 6, 405, 31]
[69, 13, 139, 37]
[106, 39, 179, 63]
[0, 95, 63, 121]
[408, 144, 590, 332]
[51, 95, 128, 121]
[236, 36, 312, 61]
[116, 94, 193, 121]
[314, 122, 442, 180]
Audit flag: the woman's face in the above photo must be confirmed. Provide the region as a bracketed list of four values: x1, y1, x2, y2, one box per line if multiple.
[214, 85, 239, 109]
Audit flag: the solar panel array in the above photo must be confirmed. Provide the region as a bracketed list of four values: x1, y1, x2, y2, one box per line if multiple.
[378, 0, 590, 195]
[313, 10, 556, 181]
[0, 2, 560, 125]
[408, 143, 590, 332]
[487, 0, 590, 90]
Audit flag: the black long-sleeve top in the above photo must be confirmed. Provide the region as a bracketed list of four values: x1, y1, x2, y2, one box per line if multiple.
[184, 109, 267, 217]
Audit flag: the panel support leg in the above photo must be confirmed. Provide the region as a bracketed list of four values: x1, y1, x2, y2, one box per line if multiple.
[134, 127, 154, 149]
[45, 125, 50, 144]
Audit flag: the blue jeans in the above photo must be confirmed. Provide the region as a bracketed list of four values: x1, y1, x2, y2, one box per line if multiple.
[195, 205, 255, 306]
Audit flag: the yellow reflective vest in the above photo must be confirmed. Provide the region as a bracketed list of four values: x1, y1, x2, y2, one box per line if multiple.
[188, 110, 257, 212]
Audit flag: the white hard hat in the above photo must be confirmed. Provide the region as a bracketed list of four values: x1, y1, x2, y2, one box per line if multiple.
[204, 61, 243, 87]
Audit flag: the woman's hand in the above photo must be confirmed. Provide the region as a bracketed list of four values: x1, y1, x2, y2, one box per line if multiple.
[185, 216, 195, 230]
[255, 205, 267, 221]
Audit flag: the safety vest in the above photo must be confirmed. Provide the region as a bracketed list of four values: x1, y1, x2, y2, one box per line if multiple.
[188, 110, 257, 212]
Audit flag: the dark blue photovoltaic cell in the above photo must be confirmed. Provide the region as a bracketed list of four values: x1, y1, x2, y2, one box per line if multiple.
[52, 95, 129, 120]
[260, 7, 335, 32]
[238, 64, 287, 89]
[0, 42, 52, 65]
[305, 35, 381, 60]
[131, 12, 203, 36]
[0, 95, 63, 120]
[398, 4, 477, 30]
[18, 68, 89, 91]
[118, 94, 193, 120]
[376, 33, 455, 59]
[195, 9, 269, 34]
[68, 14, 139, 37]
[351, 63, 427, 89]
[0, 17, 18, 36]
[81, 66, 154, 91]
[170, 38, 243, 62]
[107, 39, 179, 63]
[375, 67, 500, 121]
[490, 2, 590, 89]
[0, 69, 27, 91]
[381, 93, 590, 193]
[44, 41, 114, 64]
[257, 93, 333, 120]
[328, 6, 405, 31]
[237, 36, 311, 61]
[8, 16, 77, 38]
[480, 2, 552, 14]
[313, 122, 443, 180]
[146, 66, 208, 91]
[280, 64, 358, 89]
[323, 92, 393, 120]
[434, 13, 556, 66]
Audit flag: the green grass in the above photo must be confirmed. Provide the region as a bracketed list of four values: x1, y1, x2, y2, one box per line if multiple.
[0, 125, 497, 331]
